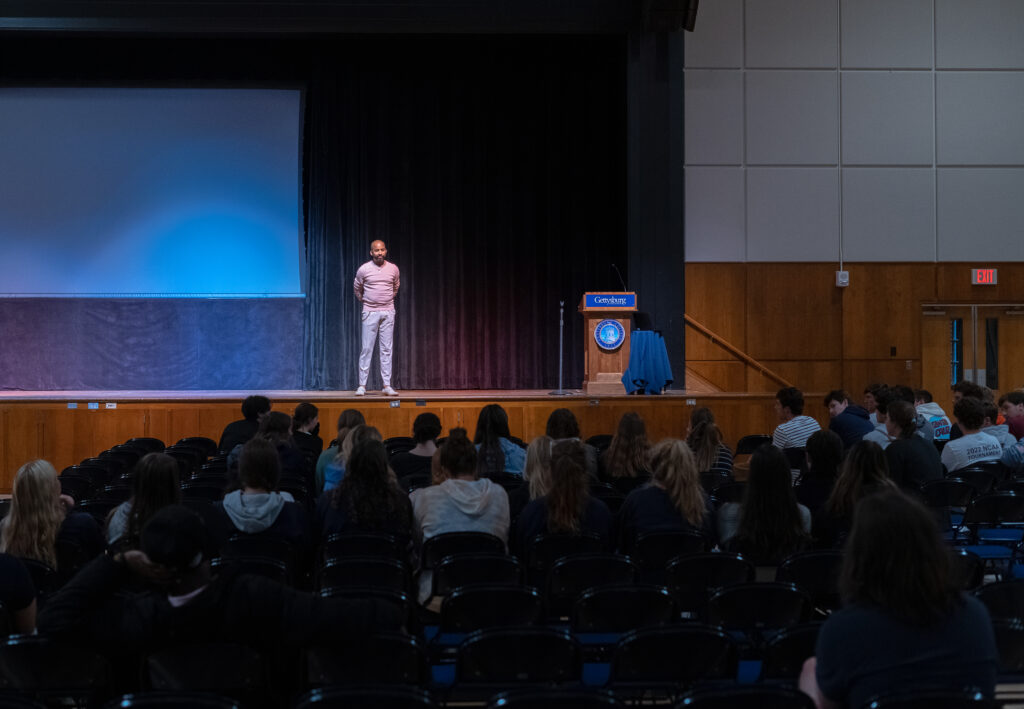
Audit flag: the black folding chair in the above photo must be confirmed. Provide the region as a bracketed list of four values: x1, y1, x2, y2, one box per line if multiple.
[665, 552, 754, 620]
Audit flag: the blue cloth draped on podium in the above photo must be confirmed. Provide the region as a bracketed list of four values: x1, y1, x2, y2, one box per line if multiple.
[621, 330, 673, 394]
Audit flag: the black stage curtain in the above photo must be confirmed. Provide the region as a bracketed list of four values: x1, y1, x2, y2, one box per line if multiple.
[304, 37, 627, 390]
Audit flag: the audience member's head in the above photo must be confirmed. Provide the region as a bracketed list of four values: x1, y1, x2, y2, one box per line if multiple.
[524, 436, 554, 501]
[258, 411, 293, 446]
[999, 391, 1024, 420]
[603, 412, 650, 479]
[862, 383, 886, 413]
[885, 400, 918, 440]
[981, 400, 1000, 428]
[438, 428, 478, 481]
[241, 395, 272, 422]
[914, 389, 934, 405]
[686, 407, 725, 473]
[826, 440, 894, 521]
[333, 409, 366, 447]
[475, 404, 513, 475]
[291, 402, 319, 435]
[804, 430, 843, 482]
[732, 445, 808, 563]
[889, 385, 916, 406]
[649, 438, 705, 527]
[953, 396, 985, 433]
[334, 438, 405, 530]
[140, 505, 213, 591]
[546, 408, 581, 440]
[239, 437, 281, 491]
[0, 460, 64, 567]
[775, 387, 805, 419]
[547, 439, 590, 534]
[340, 424, 383, 465]
[823, 390, 850, 418]
[841, 490, 957, 626]
[123, 452, 181, 548]
[872, 387, 894, 423]
[412, 413, 442, 444]
[951, 380, 984, 404]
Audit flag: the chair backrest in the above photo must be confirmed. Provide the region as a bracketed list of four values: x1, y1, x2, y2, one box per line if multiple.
[126, 437, 167, 452]
[761, 622, 823, 679]
[629, 531, 708, 583]
[486, 688, 623, 709]
[179, 483, 225, 503]
[210, 556, 290, 585]
[58, 474, 95, 503]
[421, 532, 506, 569]
[318, 557, 407, 593]
[735, 435, 771, 455]
[707, 582, 812, 634]
[432, 553, 522, 597]
[920, 478, 976, 508]
[221, 535, 295, 570]
[102, 692, 241, 709]
[775, 550, 843, 613]
[678, 685, 815, 708]
[0, 635, 109, 694]
[709, 481, 746, 508]
[609, 624, 738, 686]
[949, 549, 985, 591]
[456, 627, 581, 685]
[571, 585, 675, 633]
[318, 587, 414, 630]
[975, 579, 1024, 621]
[860, 689, 996, 709]
[384, 437, 417, 458]
[953, 468, 998, 495]
[176, 437, 218, 457]
[440, 585, 543, 632]
[699, 471, 731, 494]
[0, 500, 9, 522]
[525, 533, 605, 585]
[145, 643, 264, 693]
[665, 552, 755, 619]
[322, 532, 404, 562]
[546, 554, 637, 618]
[294, 685, 437, 709]
[18, 558, 59, 596]
[305, 632, 427, 687]
[585, 435, 613, 454]
[963, 492, 1024, 529]
[992, 618, 1024, 673]
[76, 499, 122, 526]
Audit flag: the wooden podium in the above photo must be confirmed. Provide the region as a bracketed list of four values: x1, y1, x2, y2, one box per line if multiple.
[579, 292, 637, 396]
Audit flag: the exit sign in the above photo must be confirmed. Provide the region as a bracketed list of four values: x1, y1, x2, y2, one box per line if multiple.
[972, 268, 998, 285]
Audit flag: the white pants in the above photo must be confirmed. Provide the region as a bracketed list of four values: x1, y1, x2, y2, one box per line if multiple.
[359, 310, 395, 387]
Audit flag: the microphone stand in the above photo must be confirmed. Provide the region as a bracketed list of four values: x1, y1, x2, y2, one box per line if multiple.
[548, 300, 570, 396]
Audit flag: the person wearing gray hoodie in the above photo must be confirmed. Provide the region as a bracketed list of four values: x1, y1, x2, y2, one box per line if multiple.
[915, 390, 952, 442]
[210, 438, 311, 554]
[409, 428, 509, 603]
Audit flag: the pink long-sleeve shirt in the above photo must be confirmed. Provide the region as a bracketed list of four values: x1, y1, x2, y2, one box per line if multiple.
[353, 260, 400, 311]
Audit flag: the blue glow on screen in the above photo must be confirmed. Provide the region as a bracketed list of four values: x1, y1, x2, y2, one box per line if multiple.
[0, 88, 303, 297]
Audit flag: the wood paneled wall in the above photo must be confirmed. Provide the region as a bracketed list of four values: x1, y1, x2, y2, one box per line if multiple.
[0, 394, 818, 493]
[686, 261, 1024, 399]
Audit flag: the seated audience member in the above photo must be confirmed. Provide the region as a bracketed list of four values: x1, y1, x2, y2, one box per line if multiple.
[815, 441, 895, 548]
[474, 404, 526, 476]
[38, 505, 402, 683]
[998, 390, 1024, 441]
[545, 408, 599, 478]
[981, 399, 1017, 449]
[0, 553, 37, 634]
[890, 385, 934, 441]
[316, 438, 412, 541]
[617, 438, 714, 552]
[884, 401, 943, 490]
[599, 412, 652, 495]
[218, 394, 271, 455]
[323, 424, 383, 493]
[862, 382, 886, 426]
[256, 411, 311, 487]
[940, 397, 1002, 473]
[796, 430, 843, 518]
[291, 402, 323, 463]
[315, 409, 365, 494]
[824, 390, 874, 449]
[800, 490, 997, 709]
[390, 412, 442, 481]
[209, 438, 311, 553]
[718, 446, 810, 564]
[772, 387, 821, 450]
[0, 459, 103, 570]
[513, 439, 613, 556]
[106, 452, 181, 549]
[685, 407, 733, 478]
[861, 387, 894, 449]
[915, 389, 952, 441]
[948, 380, 986, 440]
[507, 436, 553, 522]
[410, 428, 510, 602]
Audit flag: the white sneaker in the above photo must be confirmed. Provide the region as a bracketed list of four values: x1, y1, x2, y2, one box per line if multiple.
[382, 385, 398, 396]
[355, 386, 366, 396]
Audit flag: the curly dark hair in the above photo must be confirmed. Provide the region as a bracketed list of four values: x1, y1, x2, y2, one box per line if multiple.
[332, 438, 409, 534]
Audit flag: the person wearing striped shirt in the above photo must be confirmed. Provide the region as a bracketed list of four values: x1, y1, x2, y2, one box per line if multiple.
[772, 386, 821, 450]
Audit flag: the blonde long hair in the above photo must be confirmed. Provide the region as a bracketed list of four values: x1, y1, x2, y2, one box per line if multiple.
[0, 459, 66, 566]
[524, 436, 553, 500]
[650, 439, 706, 527]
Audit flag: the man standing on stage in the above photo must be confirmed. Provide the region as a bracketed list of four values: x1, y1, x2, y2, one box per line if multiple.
[353, 239, 400, 396]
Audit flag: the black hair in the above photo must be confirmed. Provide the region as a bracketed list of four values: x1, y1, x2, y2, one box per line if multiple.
[823, 390, 849, 407]
[291, 402, 319, 434]
[124, 452, 181, 550]
[474, 404, 512, 475]
[729, 445, 809, 563]
[333, 439, 410, 534]
[803, 430, 843, 484]
[412, 413, 442, 444]
[546, 408, 581, 439]
[952, 380, 985, 400]
[886, 400, 918, 438]
[439, 428, 478, 479]
[776, 387, 805, 416]
[914, 389, 934, 403]
[239, 437, 281, 491]
[241, 395, 272, 421]
[953, 396, 986, 431]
